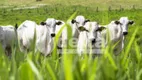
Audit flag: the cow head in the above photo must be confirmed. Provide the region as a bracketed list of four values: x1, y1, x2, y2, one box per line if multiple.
[119, 17, 134, 36]
[71, 15, 90, 29]
[84, 22, 101, 44]
[45, 18, 63, 37]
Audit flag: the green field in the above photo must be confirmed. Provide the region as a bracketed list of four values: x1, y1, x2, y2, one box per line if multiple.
[1, 0, 142, 10]
[0, 0, 142, 80]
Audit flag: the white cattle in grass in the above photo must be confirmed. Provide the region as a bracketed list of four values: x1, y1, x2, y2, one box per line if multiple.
[0, 25, 17, 56]
[119, 17, 134, 49]
[77, 22, 101, 55]
[17, 20, 37, 53]
[17, 19, 62, 56]
[35, 22, 54, 56]
[101, 21, 123, 55]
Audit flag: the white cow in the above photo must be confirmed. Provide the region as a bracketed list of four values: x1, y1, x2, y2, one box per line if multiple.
[77, 21, 101, 55]
[100, 21, 123, 55]
[119, 17, 134, 49]
[67, 15, 90, 49]
[17, 19, 62, 56]
[17, 20, 37, 53]
[35, 22, 54, 56]
[0, 25, 17, 56]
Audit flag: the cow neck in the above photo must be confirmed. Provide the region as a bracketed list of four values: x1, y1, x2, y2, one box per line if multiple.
[116, 24, 123, 39]
[74, 23, 80, 33]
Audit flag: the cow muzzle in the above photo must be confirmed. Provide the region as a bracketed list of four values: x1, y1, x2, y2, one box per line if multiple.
[91, 39, 96, 44]
[51, 34, 56, 37]
[123, 32, 128, 35]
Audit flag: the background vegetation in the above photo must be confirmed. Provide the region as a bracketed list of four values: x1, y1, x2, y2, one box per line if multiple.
[0, 0, 142, 80]
[0, 0, 142, 10]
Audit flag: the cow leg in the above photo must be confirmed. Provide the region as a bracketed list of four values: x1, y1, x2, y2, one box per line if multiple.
[57, 46, 62, 57]
[22, 45, 30, 53]
[5, 46, 12, 57]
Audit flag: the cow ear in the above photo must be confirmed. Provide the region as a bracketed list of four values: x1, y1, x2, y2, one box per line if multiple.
[71, 19, 76, 24]
[15, 23, 18, 29]
[85, 19, 90, 23]
[129, 20, 134, 25]
[114, 20, 121, 25]
[40, 22, 46, 25]
[56, 21, 62, 25]
[96, 26, 106, 32]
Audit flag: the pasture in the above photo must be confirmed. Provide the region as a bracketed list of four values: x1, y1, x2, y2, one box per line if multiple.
[0, 1, 142, 80]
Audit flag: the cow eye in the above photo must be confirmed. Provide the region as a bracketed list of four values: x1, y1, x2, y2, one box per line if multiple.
[71, 19, 76, 24]
[84, 21, 87, 24]
[40, 22, 46, 25]
[56, 21, 62, 25]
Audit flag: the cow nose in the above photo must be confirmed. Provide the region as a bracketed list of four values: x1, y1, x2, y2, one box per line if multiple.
[92, 39, 96, 44]
[78, 26, 85, 31]
[78, 26, 83, 29]
[51, 34, 55, 37]
[123, 32, 128, 35]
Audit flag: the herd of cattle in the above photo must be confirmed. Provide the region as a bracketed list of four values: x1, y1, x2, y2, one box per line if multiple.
[0, 15, 134, 56]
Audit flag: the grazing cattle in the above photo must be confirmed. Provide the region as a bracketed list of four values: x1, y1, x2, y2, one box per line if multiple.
[17, 18, 62, 56]
[119, 17, 134, 49]
[119, 17, 134, 35]
[77, 21, 102, 55]
[0, 25, 17, 56]
[45, 19, 63, 54]
[40, 19, 62, 55]
[101, 21, 123, 55]
[35, 22, 54, 56]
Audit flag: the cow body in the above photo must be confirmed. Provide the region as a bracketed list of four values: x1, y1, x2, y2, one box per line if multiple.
[17, 20, 37, 53]
[0, 25, 17, 56]
[119, 17, 134, 49]
[17, 20, 53, 55]
[77, 30, 89, 55]
[17, 19, 62, 56]
[100, 21, 123, 55]
[36, 24, 53, 56]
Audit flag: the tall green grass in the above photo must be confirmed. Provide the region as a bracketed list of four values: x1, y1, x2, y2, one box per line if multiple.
[0, 6, 141, 80]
